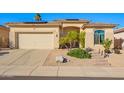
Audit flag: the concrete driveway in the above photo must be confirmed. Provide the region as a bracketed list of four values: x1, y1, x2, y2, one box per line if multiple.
[0, 49, 51, 76]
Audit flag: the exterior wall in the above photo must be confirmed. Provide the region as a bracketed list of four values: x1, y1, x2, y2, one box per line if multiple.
[84, 28, 114, 50]
[84, 28, 94, 48]
[114, 33, 124, 48]
[61, 26, 80, 37]
[9, 23, 115, 50]
[114, 33, 124, 39]
[62, 23, 85, 28]
[9, 27, 60, 49]
[105, 28, 114, 48]
[0, 28, 9, 48]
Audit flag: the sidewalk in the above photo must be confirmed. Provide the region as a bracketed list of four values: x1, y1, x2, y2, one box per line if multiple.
[1, 65, 124, 79]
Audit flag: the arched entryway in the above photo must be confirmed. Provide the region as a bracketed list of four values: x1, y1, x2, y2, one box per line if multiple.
[94, 30, 105, 44]
[61, 26, 80, 37]
[60, 26, 80, 48]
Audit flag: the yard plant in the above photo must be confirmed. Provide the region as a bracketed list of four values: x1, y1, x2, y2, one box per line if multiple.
[59, 31, 86, 49]
[66, 31, 79, 49]
[59, 31, 79, 49]
[59, 37, 68, 49]
[103, 38, 112, 53]
[79, 32, 85, 48]
[67, 48, 91, 59]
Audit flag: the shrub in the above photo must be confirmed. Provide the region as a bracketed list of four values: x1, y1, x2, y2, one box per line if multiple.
[59, 31, 79, 49]
[59, 37, 69, 49]
[79, 32, 85, 48]
[114, 49, 121, 54]
[67, 48, 91, 59]
[66, 31, 79, 49]
[103, 38, 112, 53]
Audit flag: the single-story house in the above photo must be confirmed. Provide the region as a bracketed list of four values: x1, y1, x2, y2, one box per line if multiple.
[114, 28, 124, 48]
[6, 19, 116, 50]
[0, 25, 9, 48]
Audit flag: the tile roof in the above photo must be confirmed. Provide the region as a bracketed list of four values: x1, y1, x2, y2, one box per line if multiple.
[6, 22, 61, 27]
[0, 25, 9, 31]
[82, 23, 116, 29]
[114, 27, 124, 34]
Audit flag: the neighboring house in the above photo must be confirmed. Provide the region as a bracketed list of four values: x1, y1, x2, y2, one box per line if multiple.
[114, 28, 124, 48]
[0, 25, 9, 48]
[6, 19, 116, 50]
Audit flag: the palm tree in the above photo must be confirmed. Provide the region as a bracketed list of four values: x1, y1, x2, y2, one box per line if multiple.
[34, 13, 41, 22]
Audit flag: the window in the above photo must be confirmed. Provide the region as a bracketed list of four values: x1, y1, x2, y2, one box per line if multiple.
[94, 30, 104, 44]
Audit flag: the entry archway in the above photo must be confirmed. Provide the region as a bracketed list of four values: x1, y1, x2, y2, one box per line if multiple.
[60, 26, 80, 48]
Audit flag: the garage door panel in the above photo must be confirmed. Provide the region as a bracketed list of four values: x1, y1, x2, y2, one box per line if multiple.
[18, 33, 54, 49]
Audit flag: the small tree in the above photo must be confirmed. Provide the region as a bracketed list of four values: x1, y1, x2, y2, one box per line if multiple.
[103, 38, 112, 53]
[66, 31, 79, 49]
[59, 31, 79, 49]
[59, 37, 68, 49]
[34, 13, 41, 22]
[79, 32, 85, 48]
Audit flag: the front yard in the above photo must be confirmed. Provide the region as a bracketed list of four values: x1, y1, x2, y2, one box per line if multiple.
[43, 49, 110, 66]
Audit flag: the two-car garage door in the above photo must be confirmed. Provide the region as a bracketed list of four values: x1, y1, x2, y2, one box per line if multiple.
[18, 33, 54, 49]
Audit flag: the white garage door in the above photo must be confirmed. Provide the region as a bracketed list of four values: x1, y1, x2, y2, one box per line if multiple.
[18, 33, 54, 49]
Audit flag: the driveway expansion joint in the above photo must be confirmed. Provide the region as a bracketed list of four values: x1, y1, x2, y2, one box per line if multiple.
[7, 50, 32, 66]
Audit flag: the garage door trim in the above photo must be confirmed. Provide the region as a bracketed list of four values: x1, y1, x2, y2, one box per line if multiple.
[15, 32, 54, 49]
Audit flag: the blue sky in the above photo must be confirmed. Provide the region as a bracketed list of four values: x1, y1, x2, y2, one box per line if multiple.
[0, 13, 124, 28]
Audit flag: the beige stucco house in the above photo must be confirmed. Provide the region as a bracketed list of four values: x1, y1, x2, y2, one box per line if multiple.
[6, 19, 116, 50]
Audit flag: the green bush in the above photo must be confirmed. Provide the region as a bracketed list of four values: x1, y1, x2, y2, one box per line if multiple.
[67, 48, 91, 59]
[102, 38, 112, 53]
[79, 32, 85, 48]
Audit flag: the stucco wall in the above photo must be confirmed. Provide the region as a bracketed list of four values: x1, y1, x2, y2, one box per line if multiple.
[9, 27, 60, 49]
[62, 23, 85, 28]
[114, 33, 124, 48]
[84, 28, 114, 50]
[105, 28, 114, 48]
[84, 28, 94, 48]
[114, 33, 124, 39]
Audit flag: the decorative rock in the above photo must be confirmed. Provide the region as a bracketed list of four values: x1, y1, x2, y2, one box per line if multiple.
[56, 56, 64, 62]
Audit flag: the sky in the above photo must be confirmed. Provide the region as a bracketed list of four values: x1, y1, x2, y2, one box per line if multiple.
[0, 13, 124, 28]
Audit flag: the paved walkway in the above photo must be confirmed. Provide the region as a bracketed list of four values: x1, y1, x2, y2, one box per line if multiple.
[0, 49, 124, 79]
